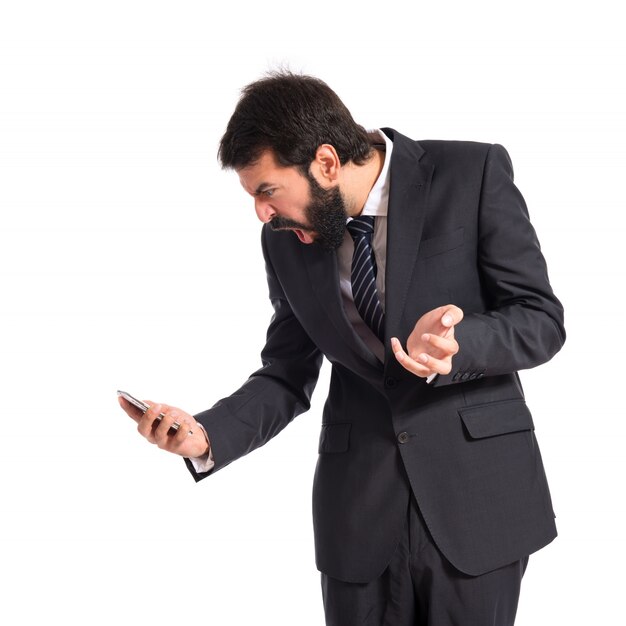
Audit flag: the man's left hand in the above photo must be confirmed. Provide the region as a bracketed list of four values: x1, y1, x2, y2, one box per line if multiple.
[391, 304, 464, 378]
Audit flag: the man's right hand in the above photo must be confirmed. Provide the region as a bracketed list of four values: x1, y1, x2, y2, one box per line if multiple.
[118, 396, 210, 459]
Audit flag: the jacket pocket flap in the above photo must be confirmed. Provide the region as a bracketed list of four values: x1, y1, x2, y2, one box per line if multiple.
[318, 422, 351, 453]
[418, 227, 464, 258]
[458, 400, 534, 439]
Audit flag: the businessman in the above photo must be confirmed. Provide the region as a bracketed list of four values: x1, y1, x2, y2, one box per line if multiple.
[119, 71, 565, 625]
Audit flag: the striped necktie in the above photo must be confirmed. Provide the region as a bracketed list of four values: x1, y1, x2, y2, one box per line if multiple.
[346, 215, 385, 342]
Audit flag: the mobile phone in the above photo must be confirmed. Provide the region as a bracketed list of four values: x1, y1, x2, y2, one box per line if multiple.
[117, 390, 193, 435]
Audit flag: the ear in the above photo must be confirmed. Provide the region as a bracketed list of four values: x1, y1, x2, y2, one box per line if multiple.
[310, 144, 341, 186]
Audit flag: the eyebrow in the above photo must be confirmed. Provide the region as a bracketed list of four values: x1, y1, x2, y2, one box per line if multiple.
[254, 182, 274, 195]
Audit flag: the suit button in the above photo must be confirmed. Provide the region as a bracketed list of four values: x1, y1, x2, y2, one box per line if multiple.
[397, 432, 409, 444]
[461, 372, 471, 381]
[452, 371, 461, 381]
[469, 373, 477, 380]
[385, 376, 398, 389]
[476, 372, 484, 379]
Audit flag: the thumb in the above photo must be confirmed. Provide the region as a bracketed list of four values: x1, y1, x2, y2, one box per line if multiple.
[441, 305, 464, 328]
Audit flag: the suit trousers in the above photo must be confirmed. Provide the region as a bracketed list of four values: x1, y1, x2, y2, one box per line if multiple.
[320, 494, 529, 626]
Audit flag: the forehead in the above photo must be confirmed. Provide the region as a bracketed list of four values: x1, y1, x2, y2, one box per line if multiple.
[237, 150, 305, 194]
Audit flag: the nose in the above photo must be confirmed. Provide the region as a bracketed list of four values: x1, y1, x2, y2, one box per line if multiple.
[254, 197, 276, 223]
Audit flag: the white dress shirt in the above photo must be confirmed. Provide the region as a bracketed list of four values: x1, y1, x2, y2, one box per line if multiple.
[336, 129, 392, 363]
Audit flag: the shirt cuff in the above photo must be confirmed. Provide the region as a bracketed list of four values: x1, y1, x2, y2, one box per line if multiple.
[426, 373, 438, 384]
[188, 423, 215, 473]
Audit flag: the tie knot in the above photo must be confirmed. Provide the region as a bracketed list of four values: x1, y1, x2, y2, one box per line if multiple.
[346, 215, 375, 240]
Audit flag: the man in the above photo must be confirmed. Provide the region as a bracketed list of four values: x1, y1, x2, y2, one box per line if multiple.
[119, 71, 565, 625]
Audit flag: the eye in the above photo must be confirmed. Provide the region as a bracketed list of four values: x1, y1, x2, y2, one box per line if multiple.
[263, 188, 275, 198]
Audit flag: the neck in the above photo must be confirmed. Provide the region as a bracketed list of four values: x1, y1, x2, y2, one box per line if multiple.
[344, 147, 385, 217]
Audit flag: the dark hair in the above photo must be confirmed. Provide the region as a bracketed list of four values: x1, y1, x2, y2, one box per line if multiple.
[218, 71, 373, 174]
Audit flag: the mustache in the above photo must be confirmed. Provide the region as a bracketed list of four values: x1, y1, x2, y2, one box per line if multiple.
[269, 216, 310, 231]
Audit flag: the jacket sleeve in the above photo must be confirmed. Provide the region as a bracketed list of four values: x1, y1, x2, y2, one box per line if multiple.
[431, 143, 566, 387]
[185, 226, 324, 480]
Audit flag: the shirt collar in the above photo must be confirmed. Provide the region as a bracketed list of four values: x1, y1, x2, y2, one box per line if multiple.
[359, 128, 393, 218]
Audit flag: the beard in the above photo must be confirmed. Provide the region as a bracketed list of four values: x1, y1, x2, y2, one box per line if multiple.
[269, 169, 348, 251]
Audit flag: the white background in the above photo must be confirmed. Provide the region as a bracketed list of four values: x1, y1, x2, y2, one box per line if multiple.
[1, 1, 624, 624]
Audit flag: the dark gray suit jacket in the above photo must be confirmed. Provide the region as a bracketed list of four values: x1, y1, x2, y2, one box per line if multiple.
[186, 128, 565, 583]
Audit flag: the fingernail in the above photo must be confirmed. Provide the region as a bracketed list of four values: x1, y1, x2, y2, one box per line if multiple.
[443, 314, 452, 325]
[419, 354, 428, 363]
[422, 333, 430, 342]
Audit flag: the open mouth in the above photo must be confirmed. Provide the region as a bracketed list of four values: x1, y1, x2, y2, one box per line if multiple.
[269, 220, 315, 244]
[293, 228, 315, 244]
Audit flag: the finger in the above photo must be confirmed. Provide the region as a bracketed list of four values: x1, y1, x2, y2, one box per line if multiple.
[171, 418, 193, 449]
[153, 408, 182, 445]
[416, 352, 453, 376]
[143, 400, 173, 414]
[422, 333, 459, 357]
[137, 402, 163, 443]
[118, 396, 144, 422]
[391, 337, 432, 378]
[440, 305, 464, 330]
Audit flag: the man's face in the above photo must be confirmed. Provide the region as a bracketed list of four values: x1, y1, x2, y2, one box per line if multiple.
[237, 150, 348, 251]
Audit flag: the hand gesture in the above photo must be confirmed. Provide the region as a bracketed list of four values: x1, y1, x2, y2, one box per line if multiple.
[391, 304, 464, 378]
[118, 396, 210, 459]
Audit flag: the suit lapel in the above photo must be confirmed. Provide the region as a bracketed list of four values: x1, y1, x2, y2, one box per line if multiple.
[381, 128, 435, 357]
[300, 242, 382, 372]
